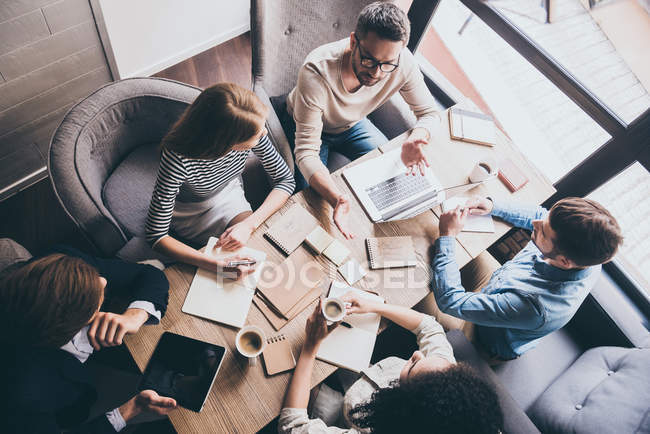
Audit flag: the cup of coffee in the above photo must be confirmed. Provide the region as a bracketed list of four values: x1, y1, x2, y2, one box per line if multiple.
[322, 297, 346, 324]
[235, 325, 266, 366]
[469, 157, 498, 183]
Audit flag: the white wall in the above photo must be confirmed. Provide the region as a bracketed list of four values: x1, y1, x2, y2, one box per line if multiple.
[91, 0, 250, 79]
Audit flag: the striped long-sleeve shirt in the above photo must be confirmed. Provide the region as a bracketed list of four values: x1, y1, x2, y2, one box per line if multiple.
[145, 134, 295, 245]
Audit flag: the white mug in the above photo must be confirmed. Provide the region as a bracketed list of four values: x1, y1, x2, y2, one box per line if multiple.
[235, 325, 266, 366]
[322, 297, 346, 324]
[469, 157, 498, 183]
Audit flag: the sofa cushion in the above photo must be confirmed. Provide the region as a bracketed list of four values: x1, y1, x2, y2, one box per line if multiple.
[529, 346, 650, 434]
[102, 142, 161, 238]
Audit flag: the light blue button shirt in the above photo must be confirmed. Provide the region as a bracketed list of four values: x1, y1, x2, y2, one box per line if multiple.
[431, 199, 600, 359]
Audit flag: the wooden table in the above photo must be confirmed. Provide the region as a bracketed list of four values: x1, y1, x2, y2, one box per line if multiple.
[124, 106, 554, 433]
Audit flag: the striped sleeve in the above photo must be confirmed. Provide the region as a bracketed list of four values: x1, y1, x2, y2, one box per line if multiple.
[252, 134, 296, 195]
[145, 149, 187, 246]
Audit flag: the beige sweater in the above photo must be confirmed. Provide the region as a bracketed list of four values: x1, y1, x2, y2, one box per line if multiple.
[278, 315, 456, 434]
[287, 38, 440, 182]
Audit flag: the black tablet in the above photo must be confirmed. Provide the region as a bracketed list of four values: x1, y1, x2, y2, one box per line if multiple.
[139, 332, 226, 412]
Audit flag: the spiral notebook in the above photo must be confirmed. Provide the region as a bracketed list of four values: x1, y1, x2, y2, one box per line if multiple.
[264, 204, 320, 255]
[366, 236, 417, 269]
[262, 334, 296, 376]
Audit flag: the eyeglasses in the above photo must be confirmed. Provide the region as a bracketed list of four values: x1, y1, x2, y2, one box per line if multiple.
[354, 35, 400, 73]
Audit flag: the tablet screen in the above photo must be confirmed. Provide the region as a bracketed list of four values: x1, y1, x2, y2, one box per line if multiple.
[139, 332, 226, 412]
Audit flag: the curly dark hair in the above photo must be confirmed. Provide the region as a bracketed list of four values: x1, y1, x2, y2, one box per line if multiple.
[348, 363, 503, 434]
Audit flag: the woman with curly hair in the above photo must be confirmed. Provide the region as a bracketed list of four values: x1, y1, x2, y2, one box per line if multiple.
[279, 295, 503, 434]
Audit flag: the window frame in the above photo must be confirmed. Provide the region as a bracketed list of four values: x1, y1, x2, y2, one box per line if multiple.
[407, 0, 650, 330]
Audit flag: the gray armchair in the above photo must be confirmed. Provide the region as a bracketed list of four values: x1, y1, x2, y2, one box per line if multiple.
[250, 0, 418, 173]
[48, 77, 271, 260]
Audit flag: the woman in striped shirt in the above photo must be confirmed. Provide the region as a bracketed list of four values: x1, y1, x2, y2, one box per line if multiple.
[145, 83, 295, 275]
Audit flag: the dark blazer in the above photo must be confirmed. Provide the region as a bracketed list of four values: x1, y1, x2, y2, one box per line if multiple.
[0, 246, 170, 433]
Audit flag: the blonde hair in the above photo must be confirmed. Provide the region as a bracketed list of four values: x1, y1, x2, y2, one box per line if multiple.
[162, 82, 269, 159]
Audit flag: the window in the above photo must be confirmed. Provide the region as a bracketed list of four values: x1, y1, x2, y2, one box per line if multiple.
[416, 0, 611, 182]
[490, 0, 650, 124]
[588, 162, 650, 294]
[406, 0, 650, 323]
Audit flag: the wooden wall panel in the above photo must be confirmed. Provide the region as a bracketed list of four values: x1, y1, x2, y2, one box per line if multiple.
[0, 0, 111, 201]
[0, 45, 106, 112]
[42, 0, 94, 34]
[0, 66, 111, 137]
[0, 103, 75, 160]
[0, 10, 50, 56]
[0, 21, 100, 81]
[0, 0, 52, 23]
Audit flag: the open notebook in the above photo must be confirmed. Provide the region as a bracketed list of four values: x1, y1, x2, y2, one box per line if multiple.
[441, 196, 495, 233]
[316, 281, 384, 373]
[182, 237, 267, 328]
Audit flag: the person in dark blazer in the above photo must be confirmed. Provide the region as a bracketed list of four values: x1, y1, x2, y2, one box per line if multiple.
[0, 245, 176, 433]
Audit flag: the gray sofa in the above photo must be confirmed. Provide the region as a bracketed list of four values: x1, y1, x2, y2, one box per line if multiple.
[529, 345, 650, 433]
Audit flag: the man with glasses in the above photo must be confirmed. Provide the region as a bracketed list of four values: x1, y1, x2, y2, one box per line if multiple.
[280, 2, 440, 238]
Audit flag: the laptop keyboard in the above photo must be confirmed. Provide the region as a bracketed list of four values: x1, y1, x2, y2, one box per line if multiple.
[366, 173, 432, 211]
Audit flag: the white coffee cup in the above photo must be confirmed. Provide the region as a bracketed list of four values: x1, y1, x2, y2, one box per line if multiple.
[235, 325, 266, 366]
[322, 297, 346, 324]
[469, 157, 498, 183]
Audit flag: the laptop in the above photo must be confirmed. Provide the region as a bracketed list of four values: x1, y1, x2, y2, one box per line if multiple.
[139, 332, 226, 412]
[343, 147, 446, 222]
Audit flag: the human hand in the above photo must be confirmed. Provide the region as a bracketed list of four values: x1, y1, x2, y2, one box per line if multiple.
[439, 205, 469, 237]
[87, 308, 149, 350]
[333, 194, 355, 239]
[401, 130, 430, 176]
[303, 300, 338, 355]
[340, 291, 381, 315]
[215, 220, 256, 251]
[464, 196, 493, 215]
[118, 390, 177, 423]
[212, 255, 257, 280]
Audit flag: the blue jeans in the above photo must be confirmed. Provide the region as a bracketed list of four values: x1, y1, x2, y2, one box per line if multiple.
[279, 104, 387, 191]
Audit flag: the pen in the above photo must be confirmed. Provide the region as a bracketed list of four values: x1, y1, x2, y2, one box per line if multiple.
[227, 259, 257, 267]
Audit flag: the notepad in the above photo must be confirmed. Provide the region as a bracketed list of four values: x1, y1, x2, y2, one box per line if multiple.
[254, 280, 325, 330]
[182, 237, 266, 328]
[316, 281, 384, 373]
[264, 204, 320, 255]
[338, 258, 368, 285]
[305, 226, 334, 255]
[262, 334, 296, 376]
[448, 107, 496, 147]
[366, 236, 417, 269]
[442, 196, 495, 233]
[256, 250, 326, 317]
[322, 239, 350, 266]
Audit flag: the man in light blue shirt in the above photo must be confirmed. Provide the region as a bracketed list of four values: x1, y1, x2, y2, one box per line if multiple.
[431, 196, 623, 360]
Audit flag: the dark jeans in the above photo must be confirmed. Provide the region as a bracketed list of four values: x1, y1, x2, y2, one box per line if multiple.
[278, 102, 388, 191]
